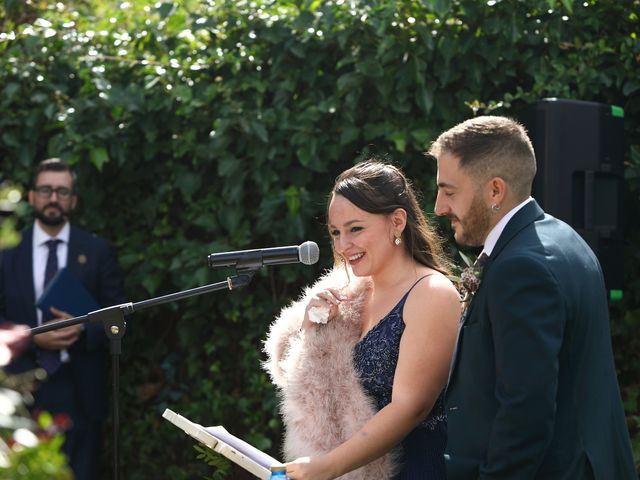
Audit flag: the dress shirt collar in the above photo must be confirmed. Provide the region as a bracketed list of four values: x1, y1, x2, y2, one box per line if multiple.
[33, 221, 70, 246]
[481, 197, 533, 257]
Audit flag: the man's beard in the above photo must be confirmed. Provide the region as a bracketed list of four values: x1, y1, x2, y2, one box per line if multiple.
[452, 192, 492, 247]
[34, 204, 68, 227]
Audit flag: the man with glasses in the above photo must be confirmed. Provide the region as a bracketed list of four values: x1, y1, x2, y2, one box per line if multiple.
[0, 158, 126, 480]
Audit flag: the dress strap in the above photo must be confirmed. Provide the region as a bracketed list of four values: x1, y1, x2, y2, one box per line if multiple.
[397, 273, 436, 309]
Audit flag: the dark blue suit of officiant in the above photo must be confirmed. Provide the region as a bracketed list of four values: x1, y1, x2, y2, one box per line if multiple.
[445, 200, 636, 480]
[1, 224, 125, 479]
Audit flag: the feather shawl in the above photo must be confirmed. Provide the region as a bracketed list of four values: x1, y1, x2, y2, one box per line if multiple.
[263, 268, 396, 479]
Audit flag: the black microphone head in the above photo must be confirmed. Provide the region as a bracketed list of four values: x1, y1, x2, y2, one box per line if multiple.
[298, 241, 319, 265]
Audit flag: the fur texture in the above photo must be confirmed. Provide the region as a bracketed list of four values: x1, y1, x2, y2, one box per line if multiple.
[263, 268, 396, 479]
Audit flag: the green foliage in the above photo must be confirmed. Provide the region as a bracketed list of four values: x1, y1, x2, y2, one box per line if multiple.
[0, 182, 25, 248]
[0, 379, 73, 479]
[1, 434, 72, 480]
[194, 444, 231, 480]
[1, 0, 639, 477]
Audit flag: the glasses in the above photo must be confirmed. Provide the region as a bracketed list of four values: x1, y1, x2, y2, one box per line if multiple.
[33, 186, 73, 199]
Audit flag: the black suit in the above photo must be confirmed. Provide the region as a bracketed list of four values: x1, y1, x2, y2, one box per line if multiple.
[445, 200, 636, 479]
[0, 224, 126, 480]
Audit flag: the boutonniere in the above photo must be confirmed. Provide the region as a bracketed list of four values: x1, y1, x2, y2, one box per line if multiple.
[450, 251, 487, 316]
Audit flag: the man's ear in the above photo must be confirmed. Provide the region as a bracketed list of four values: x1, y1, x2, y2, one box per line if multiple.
[487, 177, 507, 206]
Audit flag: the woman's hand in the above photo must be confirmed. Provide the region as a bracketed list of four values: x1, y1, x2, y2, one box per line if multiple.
[285, 456, 336, 480]
[301, 288, 347, 331]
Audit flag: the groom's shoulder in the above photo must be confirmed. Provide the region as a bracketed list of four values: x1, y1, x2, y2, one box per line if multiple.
[502, 213, 598, 278]
[535, 212, 594, 254]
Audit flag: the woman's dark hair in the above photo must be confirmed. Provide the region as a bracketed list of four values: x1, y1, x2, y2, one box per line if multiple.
[328, 160, 450, 275]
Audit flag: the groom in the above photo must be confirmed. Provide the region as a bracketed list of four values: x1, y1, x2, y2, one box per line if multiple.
[429, 116, 636, 479]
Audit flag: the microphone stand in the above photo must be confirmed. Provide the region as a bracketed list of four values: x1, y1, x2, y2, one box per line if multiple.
[29, 271, 256, 480]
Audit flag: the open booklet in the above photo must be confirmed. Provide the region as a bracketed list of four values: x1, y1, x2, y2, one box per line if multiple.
[162, 408, 283, 479]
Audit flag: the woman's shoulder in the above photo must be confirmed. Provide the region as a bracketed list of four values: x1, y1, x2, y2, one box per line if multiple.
[403, 268, 461, 323]
[412, 268, 457, 295]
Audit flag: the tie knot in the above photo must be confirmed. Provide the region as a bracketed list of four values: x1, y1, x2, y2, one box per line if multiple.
[475, 252, 489, 269]
[45, 239, 62, 251]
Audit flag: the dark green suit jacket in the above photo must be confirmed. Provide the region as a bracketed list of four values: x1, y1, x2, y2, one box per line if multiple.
[445, 200, 636, 480]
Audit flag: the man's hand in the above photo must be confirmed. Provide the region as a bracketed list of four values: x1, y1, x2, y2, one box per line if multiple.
[32, 307, 82, 351]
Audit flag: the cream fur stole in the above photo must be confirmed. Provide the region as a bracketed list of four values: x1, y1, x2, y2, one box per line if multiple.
[263, 268, 396, 479]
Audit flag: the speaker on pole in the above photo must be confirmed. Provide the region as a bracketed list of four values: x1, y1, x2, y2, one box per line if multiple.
[520, 98, 624, 298]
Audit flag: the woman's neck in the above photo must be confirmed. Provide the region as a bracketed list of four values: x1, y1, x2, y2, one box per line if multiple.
[370, 252, 421, 291]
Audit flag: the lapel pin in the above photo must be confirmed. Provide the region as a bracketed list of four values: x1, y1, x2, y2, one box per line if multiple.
[77, 254, 87, 265]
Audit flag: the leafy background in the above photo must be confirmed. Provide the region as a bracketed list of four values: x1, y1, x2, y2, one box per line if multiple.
[1, 0, 639, 478]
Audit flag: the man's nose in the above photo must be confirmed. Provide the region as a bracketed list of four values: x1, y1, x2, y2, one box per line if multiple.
[434, 191, 447, 216]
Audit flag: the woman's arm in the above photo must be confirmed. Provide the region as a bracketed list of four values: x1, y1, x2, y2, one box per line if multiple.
[286, 274, 460, 480]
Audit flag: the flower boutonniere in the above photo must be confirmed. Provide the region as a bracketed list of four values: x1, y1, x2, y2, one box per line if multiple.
[450, 251, 488, 316]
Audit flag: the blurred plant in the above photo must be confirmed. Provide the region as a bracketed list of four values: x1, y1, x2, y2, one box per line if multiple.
[0, 181, 24, 250]
[0, 372, 73, 478]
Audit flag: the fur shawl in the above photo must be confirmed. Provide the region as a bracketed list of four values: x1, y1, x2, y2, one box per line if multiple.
[263, 268, 396, 479]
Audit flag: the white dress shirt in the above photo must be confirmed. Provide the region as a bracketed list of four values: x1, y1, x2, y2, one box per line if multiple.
[32, 221, 71, 361]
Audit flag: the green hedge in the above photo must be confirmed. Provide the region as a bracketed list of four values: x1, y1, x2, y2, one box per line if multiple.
[1, 0, 639, 477]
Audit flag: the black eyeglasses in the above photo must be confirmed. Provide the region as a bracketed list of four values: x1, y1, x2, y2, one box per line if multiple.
[33, 186, 73, 199]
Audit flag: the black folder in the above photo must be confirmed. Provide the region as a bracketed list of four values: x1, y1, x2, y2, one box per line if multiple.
[35, 267, 99, 316]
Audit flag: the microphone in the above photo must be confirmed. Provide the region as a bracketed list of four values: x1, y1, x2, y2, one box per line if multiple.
[208, 241, 320, 270]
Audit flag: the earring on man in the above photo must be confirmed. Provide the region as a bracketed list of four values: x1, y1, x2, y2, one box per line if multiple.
[491, 204, 501, 212]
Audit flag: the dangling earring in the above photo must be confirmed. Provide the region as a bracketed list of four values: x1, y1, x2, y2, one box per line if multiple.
[394, 235, 402, 246]
[491, 204, 501, 212]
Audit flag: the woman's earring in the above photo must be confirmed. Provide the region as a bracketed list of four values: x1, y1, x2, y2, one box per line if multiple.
[394, 235, 402, 246]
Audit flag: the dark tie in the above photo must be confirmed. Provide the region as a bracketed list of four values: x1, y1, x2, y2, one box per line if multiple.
[476, 252, 489, 270]
[37, 238, 63, 374]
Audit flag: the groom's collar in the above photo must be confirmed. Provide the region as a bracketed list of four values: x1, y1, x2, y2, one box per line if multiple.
[485, 199, 546, 264]
[481, 197, 533, 257]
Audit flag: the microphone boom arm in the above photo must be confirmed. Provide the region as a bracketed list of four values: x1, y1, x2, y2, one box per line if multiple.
[29, 272, 255, 336]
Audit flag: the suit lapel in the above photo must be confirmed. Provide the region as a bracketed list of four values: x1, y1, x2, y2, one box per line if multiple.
[447, 200, 546, 389]
[486, 200, 545, 269]
[15, 227, 37, 327]
[67, 226, 79, 275]
[66, 226, 87, 280]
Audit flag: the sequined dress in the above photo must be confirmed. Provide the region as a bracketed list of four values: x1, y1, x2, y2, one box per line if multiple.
[353, 277, 447, 480]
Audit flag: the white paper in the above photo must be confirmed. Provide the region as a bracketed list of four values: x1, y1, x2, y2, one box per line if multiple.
[162, 408, 281, 479]
[204, 425, 280, 469]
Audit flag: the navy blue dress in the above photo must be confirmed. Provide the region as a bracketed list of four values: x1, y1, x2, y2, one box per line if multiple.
[353, 277, 447, 480]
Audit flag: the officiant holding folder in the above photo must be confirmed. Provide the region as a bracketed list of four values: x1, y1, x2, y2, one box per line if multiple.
[0, 158, 126, 480]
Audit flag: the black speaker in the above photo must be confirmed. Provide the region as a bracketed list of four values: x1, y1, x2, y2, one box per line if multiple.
[520, 98, 624, 297]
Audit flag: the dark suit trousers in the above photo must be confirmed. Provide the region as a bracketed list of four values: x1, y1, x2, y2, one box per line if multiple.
[33, 363, 102, 480]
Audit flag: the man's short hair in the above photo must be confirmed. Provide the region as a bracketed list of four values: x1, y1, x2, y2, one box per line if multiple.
[32, 158, 77, 191]
[428, 116, 537, 200]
